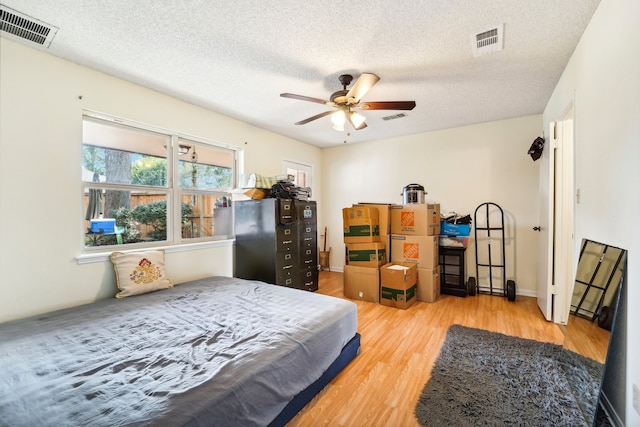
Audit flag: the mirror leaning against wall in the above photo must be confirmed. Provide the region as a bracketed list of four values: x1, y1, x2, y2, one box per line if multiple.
[563, 239, 627, 426]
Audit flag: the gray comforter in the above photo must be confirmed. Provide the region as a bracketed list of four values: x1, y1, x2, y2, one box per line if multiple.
[0, 276, 358, 426]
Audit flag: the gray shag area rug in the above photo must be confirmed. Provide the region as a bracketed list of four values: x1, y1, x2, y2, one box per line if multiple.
[415, 325, 604, 427]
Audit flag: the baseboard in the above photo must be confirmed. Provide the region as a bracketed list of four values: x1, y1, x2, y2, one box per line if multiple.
[323, 267, 537, 298]
[598, 392, 624, 427]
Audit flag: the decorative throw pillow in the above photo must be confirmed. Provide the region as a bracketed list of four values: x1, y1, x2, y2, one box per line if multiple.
[110, 250, 173, 298]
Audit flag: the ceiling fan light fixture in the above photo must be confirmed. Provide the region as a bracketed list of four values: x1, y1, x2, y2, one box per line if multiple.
[282, 73, 415, 133]
[350, 111, 366, 129]
[331, 109, 346, 131]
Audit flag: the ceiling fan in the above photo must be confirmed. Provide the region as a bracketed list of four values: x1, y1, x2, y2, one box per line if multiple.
[280, 73, 416, 132]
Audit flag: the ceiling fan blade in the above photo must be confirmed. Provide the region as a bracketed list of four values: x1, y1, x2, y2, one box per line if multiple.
[294, 110, 334, 125]
[345, 73, 380, 103]
[280, 93, 333, 106]
[359, 101, 416, 110]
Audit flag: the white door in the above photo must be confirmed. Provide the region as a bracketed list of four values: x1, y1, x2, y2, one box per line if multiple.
[537, 123, 557, 321]
[554, 113, 575, 325]
[537, 110, 575, 323]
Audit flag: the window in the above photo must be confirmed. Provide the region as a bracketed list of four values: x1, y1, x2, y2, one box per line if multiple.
[177, 138, 234, 240]
[82, 115, 236, 249]
[283, 159, 312, 189]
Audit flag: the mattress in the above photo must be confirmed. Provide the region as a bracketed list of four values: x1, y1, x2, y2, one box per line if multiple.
[0, 276, 358, 426]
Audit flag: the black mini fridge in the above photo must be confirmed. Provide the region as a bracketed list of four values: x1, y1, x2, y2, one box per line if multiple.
[234, 198, 318, 291]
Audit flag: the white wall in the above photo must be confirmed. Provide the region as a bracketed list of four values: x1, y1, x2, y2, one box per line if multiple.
[321, 115, 542, 295]
[0, 38, 321, 323]
[542, 0, 640, 423]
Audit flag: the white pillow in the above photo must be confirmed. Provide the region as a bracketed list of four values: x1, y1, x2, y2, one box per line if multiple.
[110, 250, 172, 298]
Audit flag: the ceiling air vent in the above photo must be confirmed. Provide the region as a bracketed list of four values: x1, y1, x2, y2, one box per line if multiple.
[0, 5, 58, 48]
[382, 113, 407, 121]
[471, 24, 503, 57]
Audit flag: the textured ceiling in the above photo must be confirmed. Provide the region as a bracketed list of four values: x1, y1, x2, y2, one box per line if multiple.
[2, 1, 601, 148]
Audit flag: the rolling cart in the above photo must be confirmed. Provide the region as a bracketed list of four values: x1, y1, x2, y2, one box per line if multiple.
[467, 202, 516, 301]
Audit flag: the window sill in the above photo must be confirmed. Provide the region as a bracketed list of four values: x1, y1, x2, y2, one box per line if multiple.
[76, 239, 235, 265]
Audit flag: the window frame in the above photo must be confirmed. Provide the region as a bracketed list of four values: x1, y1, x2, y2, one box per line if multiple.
[81, 111, 237, 255]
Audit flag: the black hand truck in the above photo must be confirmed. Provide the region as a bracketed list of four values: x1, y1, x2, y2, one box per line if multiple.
[467, 202, 516, 301]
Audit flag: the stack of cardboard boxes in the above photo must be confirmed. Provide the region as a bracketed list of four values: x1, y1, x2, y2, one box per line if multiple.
[342, 204, 388, 304]
[389, 203, 441, 304]
[342, 202, 440, 310]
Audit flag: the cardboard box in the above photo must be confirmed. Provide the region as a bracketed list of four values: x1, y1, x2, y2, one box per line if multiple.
[380, 262, 417, 309]
[344, 265, 380, 303]
[353, 203, 397, 262]
[390, 234, 438, 268]
[243, 188, 270, 199]
[354, 203, 396, 235]
[343, 206, 380, 243]
[231, 187, 270, 201]
[439, 235, 470, 248]
[440, 221, 471, 236]
[417, 266, 440, 303]
[346, 242, 387, 268]
[390, 204, 441, 236]
[380, 233, 391, 263]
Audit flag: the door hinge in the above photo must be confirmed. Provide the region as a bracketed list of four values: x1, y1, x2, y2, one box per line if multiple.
[550, 122, 559, 149]
[550, 284, 557, 295]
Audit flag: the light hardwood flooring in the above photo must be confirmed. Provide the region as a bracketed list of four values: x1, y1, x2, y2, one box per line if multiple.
[287, 270, 609, 427]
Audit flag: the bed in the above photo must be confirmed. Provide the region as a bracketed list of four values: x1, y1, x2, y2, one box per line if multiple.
[0, 276, 360, 426]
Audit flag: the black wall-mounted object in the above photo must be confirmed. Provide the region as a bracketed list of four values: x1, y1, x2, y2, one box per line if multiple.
[528, 136, 545, 161]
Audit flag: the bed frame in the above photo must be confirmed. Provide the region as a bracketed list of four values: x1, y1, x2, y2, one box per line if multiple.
[270, 333, 361, 426]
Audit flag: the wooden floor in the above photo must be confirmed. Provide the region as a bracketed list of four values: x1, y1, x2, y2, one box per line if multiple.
[287, 270, 609, 427]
